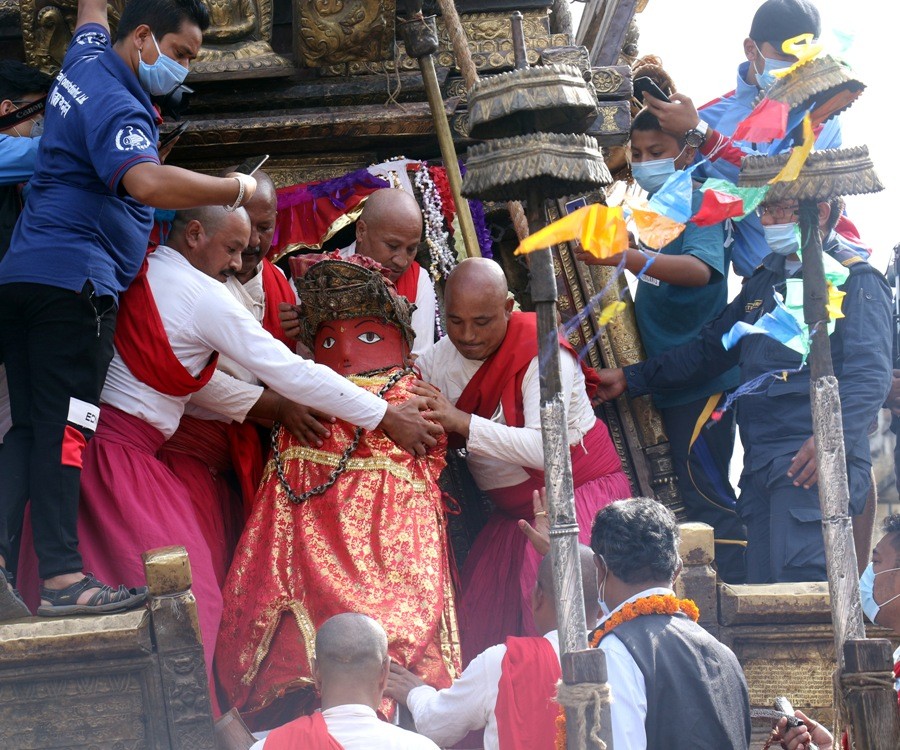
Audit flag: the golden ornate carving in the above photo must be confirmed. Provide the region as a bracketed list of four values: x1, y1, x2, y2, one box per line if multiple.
[189, 0, 291, 80]
[293, 0, 395, 67]
[20, 0, 124, 75]
[321, 10, 569, 76]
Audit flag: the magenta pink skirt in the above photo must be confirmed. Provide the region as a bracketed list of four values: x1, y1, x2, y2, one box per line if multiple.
[158, 415, 243, 587]
[78, 406, 224, 711]
[458, 469, 632, 666]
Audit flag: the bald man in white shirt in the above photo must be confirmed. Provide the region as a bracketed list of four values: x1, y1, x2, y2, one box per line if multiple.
[251, 613, 439, 750]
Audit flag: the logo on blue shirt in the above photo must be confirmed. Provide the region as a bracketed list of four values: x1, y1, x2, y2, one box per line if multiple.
[115, 126, 151, 152]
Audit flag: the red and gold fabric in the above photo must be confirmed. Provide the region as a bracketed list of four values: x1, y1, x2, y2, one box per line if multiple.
[263, 712, 345, 750]
[215, 369, 461, 718]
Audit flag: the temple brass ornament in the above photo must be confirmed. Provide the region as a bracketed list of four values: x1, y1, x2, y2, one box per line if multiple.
[539, 44, 591, 75]
[467, 64, 598, 139]
[586, 99, 631, 146]
[762, 55, 865, 129]
[462, 132, 610, 202]
[293, 0, 395, 67]
[590, 65, 632, 99]
[20, 0, 124, 74]
[320, 10, 569, 75]
[189, 0, 291, 80]
[739, 146, 883, 204]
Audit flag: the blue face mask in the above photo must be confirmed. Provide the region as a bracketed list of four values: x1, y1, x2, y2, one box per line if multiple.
[763, 222, 801, 256]
[755, 50, 793, 90]
[632, 157, 677, 195]
[138, 34, 189, 97]
[859, 562, 900, 625]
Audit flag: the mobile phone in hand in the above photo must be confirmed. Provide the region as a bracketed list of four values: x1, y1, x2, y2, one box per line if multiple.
[235, 154, 270, 176]
[159, 120, 189, 149]
[773, 697, 804, 729]
[634, 76, 670, 104]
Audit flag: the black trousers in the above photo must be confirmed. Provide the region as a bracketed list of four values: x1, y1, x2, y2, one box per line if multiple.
[0, 281, 116, 579]
[661, 395, 747, 584]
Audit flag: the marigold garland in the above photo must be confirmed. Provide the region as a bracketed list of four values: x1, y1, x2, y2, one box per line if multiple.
[554, 594, 700, 749]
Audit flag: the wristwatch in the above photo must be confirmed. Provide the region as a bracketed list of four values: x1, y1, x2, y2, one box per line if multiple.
[684, 119, 709, 148]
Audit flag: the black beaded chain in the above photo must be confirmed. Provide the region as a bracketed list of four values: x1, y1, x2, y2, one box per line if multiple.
[270, 367, 412, 504]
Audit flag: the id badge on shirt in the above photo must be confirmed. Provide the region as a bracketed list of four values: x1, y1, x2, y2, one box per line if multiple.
[640, 274, 660, 286]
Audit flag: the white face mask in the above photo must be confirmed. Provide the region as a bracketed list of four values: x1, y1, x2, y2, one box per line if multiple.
[859, 562, 900, 624]
[597, 556, 611, 618]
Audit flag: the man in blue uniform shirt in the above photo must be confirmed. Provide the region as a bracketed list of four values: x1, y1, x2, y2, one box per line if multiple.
[642, 0, 846, 276]
[0, 0, 259, 620]
[596, 193, 892, 584]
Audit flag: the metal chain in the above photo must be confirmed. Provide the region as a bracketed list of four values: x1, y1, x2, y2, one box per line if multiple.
[270, 367, 412, 504]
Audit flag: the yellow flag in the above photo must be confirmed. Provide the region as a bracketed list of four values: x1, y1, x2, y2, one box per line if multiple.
[514, 204, 629, 259]
[597, 300, 626, 326]
[769, 113, 814, 184]
[774, 33, 825, 79]
[826, 282, 846, 320]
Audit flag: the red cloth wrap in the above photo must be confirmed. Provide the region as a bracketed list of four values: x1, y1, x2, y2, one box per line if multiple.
[264, 712, 345, 750]
[451, 312, 599, 450]
[450, 314, 628, 664]
[114, 259, 218, 396]
[495, 637, 562, 750]
[215, 370, 461, 719]
[394, 260, 421, 304]
[261, 259, 297, 349]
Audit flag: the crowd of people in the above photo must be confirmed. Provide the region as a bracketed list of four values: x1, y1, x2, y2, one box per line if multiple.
[0, 0, 898, 746]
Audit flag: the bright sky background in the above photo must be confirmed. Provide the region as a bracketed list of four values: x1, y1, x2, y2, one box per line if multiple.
[573, 0, 899, 272]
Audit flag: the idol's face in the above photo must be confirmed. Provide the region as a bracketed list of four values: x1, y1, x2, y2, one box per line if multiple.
[313, 317, 407, 376]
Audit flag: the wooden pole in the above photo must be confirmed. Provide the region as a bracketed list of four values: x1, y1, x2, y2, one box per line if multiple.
[842, 639, 900, 749]
[398, 8, 481, 258]
[527, 187, 610, 750]
[432, 0, 531, 242]
[799, 200, 865, 661]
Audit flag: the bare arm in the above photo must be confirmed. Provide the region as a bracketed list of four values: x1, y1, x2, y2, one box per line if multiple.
[77, 0, 110, 31]
[575, 246, 712, 287]
[121, 164, 256, 210]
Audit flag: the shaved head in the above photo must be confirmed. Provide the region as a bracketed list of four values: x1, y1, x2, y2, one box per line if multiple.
[169, 205, 250, 282]
[315, 613, 389, 683]
[443, 258, 513, 361]
[536, 544, 600, 622]
[360, 188, 422, 229]
[219, 168, 279, 282]
[172, 204, 242, 237]
[354, 189, 423, 283]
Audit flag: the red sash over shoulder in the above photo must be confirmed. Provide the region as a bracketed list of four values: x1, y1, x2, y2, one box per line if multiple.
[261, 259, 297, 349]
[395, 260, 422, 304]
[495, 636, 562, 750]
[263, 712, 345, 750]
[114, 258, 218, 397]
[455, 312, 598, 429]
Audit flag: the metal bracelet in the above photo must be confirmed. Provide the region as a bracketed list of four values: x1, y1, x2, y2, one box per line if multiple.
[224, 176, 244, 212]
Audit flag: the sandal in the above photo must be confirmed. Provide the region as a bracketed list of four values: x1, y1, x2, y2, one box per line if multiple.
[0, 566, 31, 621]
[37, 574, 148, 617]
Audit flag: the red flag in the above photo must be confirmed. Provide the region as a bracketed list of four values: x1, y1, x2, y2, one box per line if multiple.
[733, 98, 789, 142]
[691, 189, 745, 227]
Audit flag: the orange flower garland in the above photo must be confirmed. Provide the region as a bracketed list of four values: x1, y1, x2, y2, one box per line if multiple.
[554, 594, 700, 749]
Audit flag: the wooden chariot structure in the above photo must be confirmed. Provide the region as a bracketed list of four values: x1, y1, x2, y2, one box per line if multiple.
[0, 0, 898, 746]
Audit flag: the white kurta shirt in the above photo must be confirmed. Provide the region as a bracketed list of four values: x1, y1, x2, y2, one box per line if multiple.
[415, 335, 596, 490]
[339, 242, 437, 356]
[595, 586, 679, 750]
[407, 630, 561, 750]
[101, 246, 387, 439]
[251, 704, 440, 750]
